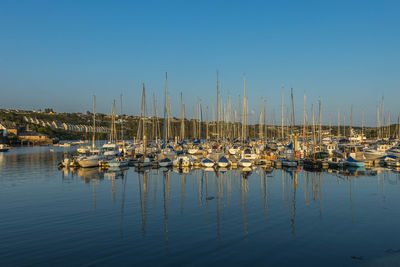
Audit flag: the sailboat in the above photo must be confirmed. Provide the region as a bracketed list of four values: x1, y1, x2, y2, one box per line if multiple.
[217, 155, 230, 167]
[108, 95, 129, 168]
[78, 95, 104, 168]
[201, 158, 215, 168]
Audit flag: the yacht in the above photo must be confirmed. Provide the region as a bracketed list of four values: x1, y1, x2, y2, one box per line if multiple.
[217, 156, 230, 168]
[200, 158, 215, 168]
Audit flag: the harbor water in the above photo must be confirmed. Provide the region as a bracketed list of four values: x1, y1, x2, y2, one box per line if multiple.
[1, 147, 400, 266]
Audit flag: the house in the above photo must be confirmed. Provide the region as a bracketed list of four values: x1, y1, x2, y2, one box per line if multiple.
[19, 131, 52, 144]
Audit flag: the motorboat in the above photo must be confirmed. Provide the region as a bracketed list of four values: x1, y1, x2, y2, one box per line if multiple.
[102, 143, 120, 157]
[363, 144, 390, 160]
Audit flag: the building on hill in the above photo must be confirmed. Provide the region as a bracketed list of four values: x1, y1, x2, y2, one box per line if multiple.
[19, 131, 52, 145]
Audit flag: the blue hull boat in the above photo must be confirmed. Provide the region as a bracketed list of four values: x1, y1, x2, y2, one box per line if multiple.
[344, 156, 365, 167]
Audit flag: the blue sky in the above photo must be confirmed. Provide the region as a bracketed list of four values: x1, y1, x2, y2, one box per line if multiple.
[0, 0, 399, 126]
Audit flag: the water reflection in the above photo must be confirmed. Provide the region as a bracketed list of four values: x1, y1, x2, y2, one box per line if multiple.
[57, 165, 397, 239]
[4, 149, 400, 266]
[51, 163, 400, 264]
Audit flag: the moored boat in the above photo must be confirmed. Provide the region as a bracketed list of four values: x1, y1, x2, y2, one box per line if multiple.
[344, 156, 366, 168]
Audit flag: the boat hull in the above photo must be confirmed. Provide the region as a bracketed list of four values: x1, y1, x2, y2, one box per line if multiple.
[78, 158, 100, 168]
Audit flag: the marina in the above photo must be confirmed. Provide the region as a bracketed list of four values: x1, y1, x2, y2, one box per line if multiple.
[1, 147, 400, 266]
[2, 0, 400, 265]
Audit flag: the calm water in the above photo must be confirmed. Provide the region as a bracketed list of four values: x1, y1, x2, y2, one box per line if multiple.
[1, 147, 400, 266]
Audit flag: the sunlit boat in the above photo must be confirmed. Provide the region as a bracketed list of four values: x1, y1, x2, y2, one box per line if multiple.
[78, 155, 103, 168]
[217, 156, 230, 168]
[201, 158, 215, 168]
[238, 158, 252, 167]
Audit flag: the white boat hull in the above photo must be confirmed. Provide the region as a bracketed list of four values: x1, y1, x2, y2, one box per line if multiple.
[79, 159, 99, 168]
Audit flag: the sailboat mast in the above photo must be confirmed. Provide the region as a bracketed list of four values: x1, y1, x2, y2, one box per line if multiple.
[337, 106, 340, 139]
[120, 94, 125, 150]
[264, 100, 267, 140]
[303, 92, 306, 138]
[350, 104, 353, 142]
[377, 102, 380, 139]
[163, 72, 168, 145]
[142, 84, 146, 140]
[259, 97, 263, 140]
[92, 95, 96, 149]
[318, 97, 322, 147]
[281, 87, 284, 140]
[180, 92, 185, 141]
[290, 88, 295, 137]
[242, 75, 246, 142]
[381, 96, 384, 139]
[216, 71, 219, 140]
[206, 106, 209, 140]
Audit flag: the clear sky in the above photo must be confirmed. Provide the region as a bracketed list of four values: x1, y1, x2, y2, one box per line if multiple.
[1, 0, 399, 126]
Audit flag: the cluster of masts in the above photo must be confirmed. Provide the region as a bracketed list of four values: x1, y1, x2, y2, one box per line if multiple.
[130, 72, 400, 143]
[89, 72, 400, 145]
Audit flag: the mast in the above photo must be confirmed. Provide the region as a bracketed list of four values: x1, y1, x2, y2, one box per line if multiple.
[92, 95, 96, 149]
[206, 106, 209, 140]
[259, 97, 263, 140]
[291, 88, 295, 137]
[216, 71, 219, 140]
[388, 112, 391, 138]
[337, 106, 340, 139]
[350, 104, 353, 142]
[264, 100, 267, 140]
[303, 92, 306, 138]
[120, 94, 125, 150]
[180, 92, 185, 141]
[381, 96, 384, 139]
[242, 75, 246, 142]
[142, 84, 146, 140]
[318, 97, 322, 147]
[152, 93, 156, 140]
[311, 104, 315, 159]
[111, 99, 117, 143]
[281, 87, 284, 140]
[377, 102, 380, 139]
[163, 72, 168, 145]
[238, 95, 241, 140]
